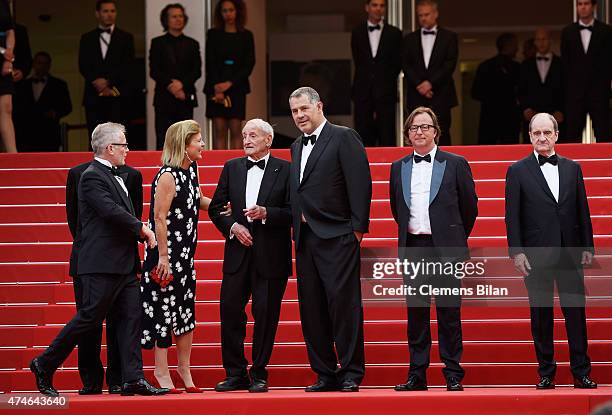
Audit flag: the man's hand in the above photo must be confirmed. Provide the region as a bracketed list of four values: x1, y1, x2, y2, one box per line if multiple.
[213, 91, 225, 102]
[581, 251, 593, 266]
[43, 110, 57, 121]
[220, 202, 232, 216]
[416, 80, 433, 97]
[553, 111, 564, 123]
[140, 224, 157, 249]
[354, 231, 363, 243]
[11, 68, 23, 82]
[244, 205, 267, 221]
[167, 79, 183, 94]
[1, 61, 12, 76]
[231, 223, 253, 247]
[92, 78, 109, 92]
[214, 81, 232, 93]
[513, 253, 531, 276]
[523, 108, 536, 122]
[174, 90, 186, 101]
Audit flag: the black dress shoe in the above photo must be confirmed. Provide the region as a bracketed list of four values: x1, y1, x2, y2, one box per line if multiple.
[304, 380, 340, 392]
[340, 379, 359, 392]
[215, 376, 250, 392]
[394, 375, 427, 391]
[30, 358, 59, 397]
[121, 379, 169, 396]
[536, 376, 555, 390]
[78, 385, 102, 395]
[446, 377, 464, 391]
[108, 385, 122, 394]
[248, 378, 268, 393]
[574, 375, 597, 389]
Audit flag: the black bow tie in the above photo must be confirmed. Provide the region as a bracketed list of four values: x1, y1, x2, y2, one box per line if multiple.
[107, 165, 120, 176]
[31, 78, 46, 84]
[98, 27, 112, 34]
[368, 24, 381, 32]
[579, 25, 593, 31]
[414, 153, 431, 163]
[302, 134, 317, 146]
[538, 154, 558, 166]
[422, 30, 436, 35]
[246, 159, 265, 170]
[536, 56, 550, 61]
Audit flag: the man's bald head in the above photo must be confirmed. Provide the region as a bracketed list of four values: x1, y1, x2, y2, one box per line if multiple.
[534, 28, 552, 55]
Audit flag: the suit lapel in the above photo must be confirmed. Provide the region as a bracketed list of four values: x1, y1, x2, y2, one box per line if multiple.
[414, 32, 427, 71]
[430, 152, 446, 205]
[291, 141, 302, 189]
[526, 155, 557, 203]
[428, 30, 443, 70]
[587, 21, 603, 56]
[93, 160, 134, 213]
[256, 156, 281, 205]
[300, 122, 332, 186]
[237, 158, 248, 210]
[557, 156, 569, 205]
[401, 155, 413, 209]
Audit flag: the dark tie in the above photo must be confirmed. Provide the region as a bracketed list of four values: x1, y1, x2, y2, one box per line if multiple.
[368, 24, 381, 32]
[246, 159, 266, 170]
[579, 25, 593, 31]
[98, 27, 112, 34]
[302, 134, 317, 146]
[538, 154, 558, 166]
[414, 154, 431, 163]
[536, 56, 550, 61]
[107, 165, 120, 176]
[422, 30, 436, 35]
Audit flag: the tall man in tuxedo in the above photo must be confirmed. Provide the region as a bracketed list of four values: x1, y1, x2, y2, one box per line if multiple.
[288, 87, 371, 392]
[14, 52, 72, 152]
[505, 112, 597, 390]
[30, 123, 167, 397]
[390, 107, 477, 392]
[560, 0, 612, 142]
[519, 28, 565, 141]
[78, 0, 135, 138]
[65, 152, 143, 394]
[351, 0, 402, 147]
[402, 0, 458, 145]
[150, 4, 201, 149]
[209, 119, 291, 393]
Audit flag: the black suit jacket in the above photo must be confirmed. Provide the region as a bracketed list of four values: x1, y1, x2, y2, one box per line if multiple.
[14, 75, 72, 150]
[505, 154, 594, 265]
[518, 55, 564, 115]
[389, 149, 478, 259]
[561, 20, 612, 102]
[150, 33, 201, 109]
[209, 155, 292, 279]
[78, 27, 135, 106]
[290, 122, 372, 247]
[74, 160, 143, 276]
[402, 27, 458, 110]
[351, 21, 402, 102]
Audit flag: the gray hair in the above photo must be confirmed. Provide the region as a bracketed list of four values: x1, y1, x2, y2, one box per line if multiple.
[243, 118, 274, 139]
[529, 113, 559, 133]
[289, 86, 321, 105]
[91, 122, 126, 156]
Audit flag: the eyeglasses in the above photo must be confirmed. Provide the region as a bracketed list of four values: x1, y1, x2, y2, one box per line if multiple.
[408, 124, 435, 134]
[530, 130, 555, 138]
[109, 143, 129, 148]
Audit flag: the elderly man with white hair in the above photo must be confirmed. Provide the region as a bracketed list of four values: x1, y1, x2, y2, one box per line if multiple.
[30, 122, 168, 397]
[209, 118, 292, 393]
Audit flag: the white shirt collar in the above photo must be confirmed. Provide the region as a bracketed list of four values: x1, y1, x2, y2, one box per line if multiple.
[421, 25, 438, 33]
[533, 150, 556, 160]
[536, 52, 553, 59]
[579, 19, 594, 27]
[94, 157, 114, 168]
[414, 145, 437, 160]
[308, 119, 327, 138]
[247, 151, 271, 164]
[368, 19, 384, 28]
[98, 24, 115, 33]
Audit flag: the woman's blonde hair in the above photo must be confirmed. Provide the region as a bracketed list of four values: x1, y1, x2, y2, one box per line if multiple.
[161, 120, 201, 167]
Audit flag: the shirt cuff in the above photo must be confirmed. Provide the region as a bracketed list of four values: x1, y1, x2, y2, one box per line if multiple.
[229, 222, 238, 239]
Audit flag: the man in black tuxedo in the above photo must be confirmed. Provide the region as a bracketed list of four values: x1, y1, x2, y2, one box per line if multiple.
[14, 52, 71, 152]
[288, 87, 372, 392]
[472, 33, 521, 145]
[78, 0, 135, 138]
[505, 112, 597, 390]
[209, 119, 291, 393]
[65, 157, 142, 394]
[150, 4, 201, 149]
[560, 0, 612, 142]
[519, 28, 565, 141]
[30, 122, 167, 397]
[402, 0, 457, 145]
[390, 107, 477, 392]
[351, 0, 402, 147]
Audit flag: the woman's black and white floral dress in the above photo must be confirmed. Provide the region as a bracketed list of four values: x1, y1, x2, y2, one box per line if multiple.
[140, 162, 200, 349]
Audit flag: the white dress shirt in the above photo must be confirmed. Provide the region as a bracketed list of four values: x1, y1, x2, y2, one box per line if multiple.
[367, 20, 384, 58]
[536, 52, 553, 83]
[421, 26, 438, 69]
[535, 151, 559, 202]
[300, 119, 327, 183]
[99, 25, 114, 59]
[31, 77, 47, 102]
[579, 20, 594, 53]
[94, 157, 128, 196]
[408, 146, 437, 234]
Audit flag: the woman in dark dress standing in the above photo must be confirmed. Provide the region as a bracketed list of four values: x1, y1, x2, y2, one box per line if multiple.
[0, 0, 17, 153]
[204, 0, 254, 150]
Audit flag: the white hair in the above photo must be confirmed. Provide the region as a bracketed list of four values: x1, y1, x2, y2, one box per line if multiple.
[243, 118, 274, 139]
[91, 122, 126, 156]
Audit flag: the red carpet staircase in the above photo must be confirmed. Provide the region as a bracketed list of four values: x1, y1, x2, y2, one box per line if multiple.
[0, 144, 610, 414]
